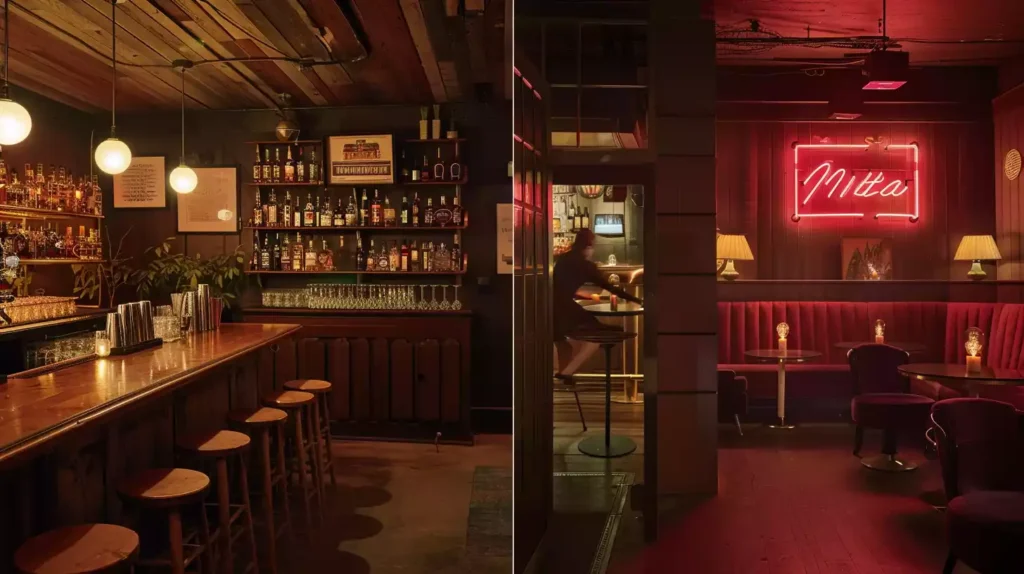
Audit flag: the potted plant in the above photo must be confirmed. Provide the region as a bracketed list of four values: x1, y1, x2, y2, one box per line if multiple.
[135, 237, 249, 321]
[72, 228, 136, 307]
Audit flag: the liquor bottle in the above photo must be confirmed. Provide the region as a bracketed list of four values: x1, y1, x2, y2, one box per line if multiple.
[366, 239, 376, 271]
[267, 189, 278, 226]
[388, 241, 399, 272]
[412, 193, 421, 226]
[281, 233, 292, 270]
[283, 191, 293, 228]
[452, 195, 462, 226]
[420, 155, 431, 182]
[260, 235, 271, 271]
[296, 147, 306, 183]
[23, 163, 32, 206]
[333, 196, 345, 226]
[359, 189, 369, 225]
[582, 207, 591, 229]
[284, 147, 296, 183]
[317, 238, 334, 271]
[424, 197, 435, 226]
[449, 152, 463, 181]
[432, 147, 446, 181]
[356, 236, 366, 270]
[303, 193, 315, 227]
[376, 241, 390, 271]
[304, 239, 318, 271]
[272, 148, 282, 183]
[320, 194, 333, 227]
[314, 195, 321, 226]
[452, 234, 462, 270]
[309, 148, 320, 184]
[410, 241, 420, 272]
[249, 231, 260, 270]
[272, 233, 282, 270]
[261, 149, 272, 182]
[252, 147, 262, 183]
[569, 201, 578, 230]
[338, 236, 345, 269]
[400, 241, 409, 271]
[435, 195, 452, 227]
[400, 195, 410, 226]
[410, 152, 420, 182]
[423, 241, 432, 272]
[252, 190, 264, 226]
[345, 191, 358, 226]
[383, 196, 396, 227]
[370, 189, 383, 226]
[400, 150, 410, 182]
[291, 232, 304, 271]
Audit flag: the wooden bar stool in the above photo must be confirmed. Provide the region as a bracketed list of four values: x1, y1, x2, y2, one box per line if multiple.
[117, 468, 214, 574]
[14, 523, 139, 574]
[262, 390, 322, 529]
[227, 408, 291, 574]
[176, 430, 259, 574]
[282, 379, 337, 488]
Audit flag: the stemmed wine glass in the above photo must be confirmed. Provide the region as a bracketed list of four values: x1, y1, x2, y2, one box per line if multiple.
[419, 285, 428, 310]
[439, 285, 450, 310]
[452, 285, 462, 310]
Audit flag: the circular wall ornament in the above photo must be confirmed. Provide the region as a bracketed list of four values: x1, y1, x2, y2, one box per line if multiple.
[1005, 149, 1021, 181]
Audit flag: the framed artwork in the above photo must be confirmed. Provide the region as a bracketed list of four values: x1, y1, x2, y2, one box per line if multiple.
[497, 203, 514, 274]
[842, 238, 893, 280]
[176, 167, 238, 233]
[113, 156, 166, 208]
[327, 134, 394, 184]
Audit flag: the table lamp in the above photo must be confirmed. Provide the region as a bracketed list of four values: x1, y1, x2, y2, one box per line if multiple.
[717, 234, 754, 281]
[954, 235, 1001, 281]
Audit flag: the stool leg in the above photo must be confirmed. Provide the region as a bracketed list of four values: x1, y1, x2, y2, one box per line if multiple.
[305, 405, 324, 523]
[238, 452, 260, 574]
[199, 499, 215, 574]
[169, 509, 186, 574]
[216, 458, 234, 574]
[258, 429, 278, 574]
[309, 400, 326, 501]
[293, 409, 313, 530]
[275, 424, 293, 541]
[321, 394, 337, 487]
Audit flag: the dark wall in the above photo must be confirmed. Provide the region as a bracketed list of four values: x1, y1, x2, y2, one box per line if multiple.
[995, 82, 1024, 280]
[104, 102, 513, 422]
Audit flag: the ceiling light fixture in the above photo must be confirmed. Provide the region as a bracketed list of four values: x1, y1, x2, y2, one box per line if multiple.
[0, 0, 31, 145]
[169, 60, 197, 194]
[95, 0, 132, 175]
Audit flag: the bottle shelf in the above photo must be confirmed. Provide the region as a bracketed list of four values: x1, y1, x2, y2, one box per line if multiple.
[246, 140, 323, 145]
[247, 270, 466, 276]
[245, 225, 467, 232]
[0, 205, 104, 220]
[246, 182, 324, 187]
[18, 259, 107, 266]
[405, 138, 466, 144]
[245, 179, 467, 187]
[402, 178, 468, 186]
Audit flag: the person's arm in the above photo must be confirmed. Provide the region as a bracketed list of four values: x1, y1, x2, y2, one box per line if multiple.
[586, 261, 642, 304]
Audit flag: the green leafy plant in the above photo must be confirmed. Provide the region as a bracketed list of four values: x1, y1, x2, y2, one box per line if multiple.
[135, 238, 248, 308]
[72, 228, 135, 307]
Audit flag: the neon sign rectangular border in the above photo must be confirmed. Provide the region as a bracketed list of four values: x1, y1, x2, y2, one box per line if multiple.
[792, 143, 919, 223]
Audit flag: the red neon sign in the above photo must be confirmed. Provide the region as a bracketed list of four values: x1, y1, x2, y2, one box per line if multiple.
[792, 143, 919, 222]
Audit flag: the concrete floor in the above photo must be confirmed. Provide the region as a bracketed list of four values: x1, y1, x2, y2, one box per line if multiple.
[278, 434, 512, 574]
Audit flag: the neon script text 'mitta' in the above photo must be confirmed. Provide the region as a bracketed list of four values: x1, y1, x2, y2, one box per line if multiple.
[800, 162, 908, 205]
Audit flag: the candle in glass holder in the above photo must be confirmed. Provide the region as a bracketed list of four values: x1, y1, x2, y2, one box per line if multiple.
[610, 294, 619, 311]
[776, 322, 790, 352]
[874, 319, 886, 344]
[95, 331, 110, 357]
[965, 327, 984, 374]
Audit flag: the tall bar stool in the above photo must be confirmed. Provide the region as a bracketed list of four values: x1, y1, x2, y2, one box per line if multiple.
[282, 379, 337, 488]
[227, 407, 292, 574]
[176, 430, 259, 574]
[262, 390, 322, 528]
[116, 468, 214, 574]
[14, 523, 139, 574]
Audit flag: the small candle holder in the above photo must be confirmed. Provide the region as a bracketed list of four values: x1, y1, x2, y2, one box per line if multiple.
[777, 322, 789, 352]
[965, 327, 985, 374]
[874, 319, 886, 344]
[610, 294, 619, 311]
[95, 331, 111, 358]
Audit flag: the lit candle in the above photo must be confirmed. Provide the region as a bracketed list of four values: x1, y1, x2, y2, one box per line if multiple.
[874, 319, 885, 344]
[610, 294, 619, 311]
[966, 354, 981, 374]
[95, 331, 111, 358]
[776, 322, 790, 353]
[965, 327, 984, 374]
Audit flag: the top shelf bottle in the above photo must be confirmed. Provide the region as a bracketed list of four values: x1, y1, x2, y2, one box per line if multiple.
[251, 141, 324, 186]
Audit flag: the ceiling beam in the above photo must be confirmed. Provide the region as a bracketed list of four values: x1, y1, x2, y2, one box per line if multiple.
[419, 0, 473, 101]
[352, 0, 433, 104]
[399, 0, 446, 102]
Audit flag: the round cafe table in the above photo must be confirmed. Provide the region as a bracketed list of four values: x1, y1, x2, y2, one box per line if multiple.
[834, 341, 927, 355]
[570, 328, 638, 458]
[744, 349, 822, 428]
[898, 363, 1024, 397]
[585, 302, 644, 404]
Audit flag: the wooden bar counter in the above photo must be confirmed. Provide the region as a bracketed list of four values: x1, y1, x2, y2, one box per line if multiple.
[0, 322, 299, 572]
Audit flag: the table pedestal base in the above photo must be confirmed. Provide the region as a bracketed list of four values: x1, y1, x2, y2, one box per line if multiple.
[578, 435, 637, 458]
[767, 420, 796, 430]
[861, 454, 918, 472]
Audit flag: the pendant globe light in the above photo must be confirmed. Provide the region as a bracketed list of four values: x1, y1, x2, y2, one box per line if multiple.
[0, 0, 32, 145]
[95, 0, 131, 175]
[168, 61, 196, 194]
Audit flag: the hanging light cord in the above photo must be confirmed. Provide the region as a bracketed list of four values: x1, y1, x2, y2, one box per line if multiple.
[3, 0, 10, 99]
[180, 67, 185, 164]
[109, 0, 117, 137]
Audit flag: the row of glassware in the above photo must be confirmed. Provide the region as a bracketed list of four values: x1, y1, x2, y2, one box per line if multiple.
[262, 284, 463, 311]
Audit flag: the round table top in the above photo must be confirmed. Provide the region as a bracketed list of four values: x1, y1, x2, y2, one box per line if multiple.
[899, 363, 1024, 384]
[834, 341, 928, 353]
[744, 349, 822, 362]
[583, 302, 644, 316]
[566, 329, 637, 345]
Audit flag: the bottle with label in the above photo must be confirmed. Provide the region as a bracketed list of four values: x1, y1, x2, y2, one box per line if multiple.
[261, 149, 272, 182]
[452, 234, 462, 271]
[452, 195, 462, 226]
[573, 203, 582, 230]
[319, 194, 332, 227]
[400, 150, 410, 182]
[433, 148, 446, 180]
[400, 241, 410, 271]
[359, 189, 369, 225]
[424, 197, 435, 226]
[252, 190, 264, 226]
[410, 241, 420, 272]
[284, 147, 296, 183]
[449, 152, 463, 181]
[582, 207, 590, 229]
[389, 241, 399, 272]
[260, 235, 271, 270]
[420, 155, 431, 182]
[333, 197, 346, 226]
[345, 191, 358, 226]
[383, 196, 396, 226]
[272, 233, 282, 270]
[356, 236, 366, 270]
[281, 233, 292, 270]
[309, 148, 320, 184]
[305, 239, 318, 271]
[249, 231, 260, 270]
[283, 191, 292, 228]
[296, 147, 306, 183]
[370, 189, 383, 226]
[410, 152, 420, 182]
[267, 189, 278, 227]
[423, 241, 432, 272]
[366, 239, 376, 271]
[252, 147, 262, 183]
[272, 148, 282, 183]
[317, 238, 334, 271]
[435, 195, 452, 226]
[303, 194, 315, 227]
[292, 232, 304, 271]
[376, 241, 390, 271]
[401, 195, 410, 226]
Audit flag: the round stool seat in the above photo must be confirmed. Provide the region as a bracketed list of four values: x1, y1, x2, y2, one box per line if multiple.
[283, 379, 332, 393]
[851, 393, 934, 430]
[948, 491, 1024, 572]
[227, 407, 287, 427]
[263, 390, 315, 409]
[14, 524, 139, 574]
[117, 468, 211, 508]
[177, 429, 251, 457]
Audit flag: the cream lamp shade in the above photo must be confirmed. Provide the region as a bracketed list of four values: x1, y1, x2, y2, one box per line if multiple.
[954, 235, 1001, 281]
[716, 234, 754, 281]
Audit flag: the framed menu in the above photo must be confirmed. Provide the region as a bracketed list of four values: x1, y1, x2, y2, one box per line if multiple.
[176, 167, 238, 233]
[113, 156, 166, 208]
[497, 203, 514, 274]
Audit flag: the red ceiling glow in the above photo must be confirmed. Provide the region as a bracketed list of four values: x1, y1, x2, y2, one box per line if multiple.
[863, 80, 907, 90]
[792, 143, 919, 222]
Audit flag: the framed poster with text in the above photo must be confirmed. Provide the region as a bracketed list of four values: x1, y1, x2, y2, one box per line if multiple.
[327, 134, 394, 185]
[113, 156, 166, 208]
[176, 167, 238, 233]
[498, 203, 513, 274]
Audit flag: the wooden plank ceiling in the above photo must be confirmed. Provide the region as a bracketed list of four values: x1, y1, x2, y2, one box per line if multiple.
[1, 0, 506, 112]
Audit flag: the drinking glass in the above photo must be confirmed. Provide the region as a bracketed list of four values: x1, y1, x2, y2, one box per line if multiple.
[419, 285, 428, 310]
[429, 285, 439, 310]
[439, 285, 450, 310]
[452, 285, 462, 310]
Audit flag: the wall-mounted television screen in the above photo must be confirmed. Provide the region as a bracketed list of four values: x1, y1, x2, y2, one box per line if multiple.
[593, 213, 624, 237]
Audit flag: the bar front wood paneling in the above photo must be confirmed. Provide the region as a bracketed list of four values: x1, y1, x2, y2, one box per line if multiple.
[241, 308, 473, 443]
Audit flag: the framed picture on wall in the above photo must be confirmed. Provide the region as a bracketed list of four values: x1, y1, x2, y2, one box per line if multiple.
[842, 238, 893, 280]
[113, 156, 166, 208]
[176, 167, 238, 233]
[327, 134, 394, 184]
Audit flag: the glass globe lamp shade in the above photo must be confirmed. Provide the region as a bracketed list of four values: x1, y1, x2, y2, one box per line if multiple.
[169, 164, 198, 194]
[0, 99, 31, 145]
[95, 138, 132, 175]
